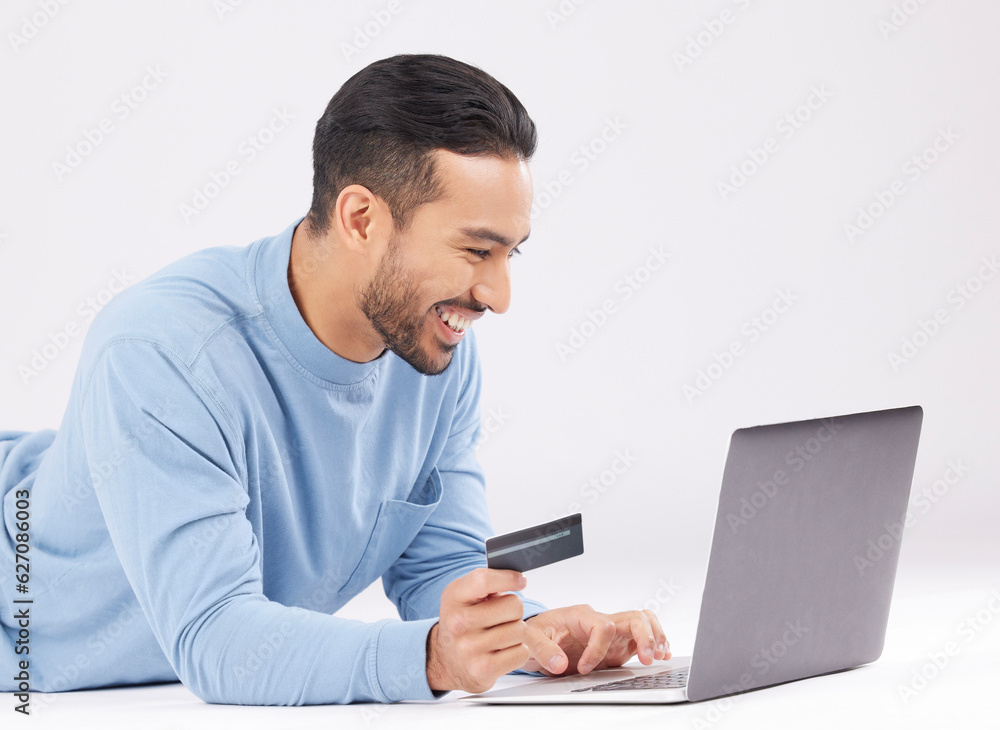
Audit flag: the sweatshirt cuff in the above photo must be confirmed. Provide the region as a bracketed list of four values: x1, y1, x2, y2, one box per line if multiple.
[371, 617, 441, 702]
[519, 595, 548, 620]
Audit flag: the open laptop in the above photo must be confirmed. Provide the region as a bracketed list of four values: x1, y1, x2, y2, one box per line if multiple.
[461, 405, 923, 704]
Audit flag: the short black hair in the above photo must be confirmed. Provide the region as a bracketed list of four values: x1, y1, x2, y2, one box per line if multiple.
[306, 53, 537, 236]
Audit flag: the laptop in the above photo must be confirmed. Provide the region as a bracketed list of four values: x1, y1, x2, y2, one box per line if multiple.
[461, 405, 923, 704]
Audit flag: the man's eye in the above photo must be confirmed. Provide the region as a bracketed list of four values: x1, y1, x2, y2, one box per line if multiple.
[466, 247, 522, 259]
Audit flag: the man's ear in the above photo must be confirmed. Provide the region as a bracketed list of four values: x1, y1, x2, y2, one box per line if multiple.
[334, 184, 392, 258]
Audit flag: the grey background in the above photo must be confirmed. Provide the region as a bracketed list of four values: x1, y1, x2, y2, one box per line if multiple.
[1, 0, 997, 634]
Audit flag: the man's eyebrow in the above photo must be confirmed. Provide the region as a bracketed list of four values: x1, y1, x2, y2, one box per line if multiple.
[459, 226, 530, 247]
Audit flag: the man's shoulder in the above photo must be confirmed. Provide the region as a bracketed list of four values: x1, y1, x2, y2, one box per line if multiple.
[81, 240, 260, 371]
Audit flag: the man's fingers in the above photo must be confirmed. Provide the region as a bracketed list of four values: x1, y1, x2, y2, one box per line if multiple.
[514, 605, 673, 682]
[471, 618, 529, 655]
[485, 641, 532, 679]
[623, 610, 671, 661]
[447, 567, 526, 605]
[575, 612, 617, 674]
[525, 621, 569, 674]
[430, 568, 531, 694]
[464, 591, 525, 629]
[438, 593, 524, 656]
[611, 610, 671, 663]
[643, 609, 671, 660]
[626, 611, 658, 664]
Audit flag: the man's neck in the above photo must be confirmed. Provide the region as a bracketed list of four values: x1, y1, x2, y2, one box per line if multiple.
[287, 221, 385, 363]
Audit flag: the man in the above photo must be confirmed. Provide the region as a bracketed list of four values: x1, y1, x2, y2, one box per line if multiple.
[0, 54, 668, 705]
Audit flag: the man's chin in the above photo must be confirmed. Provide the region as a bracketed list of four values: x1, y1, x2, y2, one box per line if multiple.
[394, 341, 456, 377]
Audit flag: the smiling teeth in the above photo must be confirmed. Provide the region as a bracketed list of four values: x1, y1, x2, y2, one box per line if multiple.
[436, 306, 472, 333]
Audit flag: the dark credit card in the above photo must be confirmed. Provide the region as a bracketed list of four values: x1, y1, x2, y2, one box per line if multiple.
[486, 513, 584, 572]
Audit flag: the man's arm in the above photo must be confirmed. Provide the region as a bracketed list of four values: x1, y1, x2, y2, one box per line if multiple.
[81, 340, 440, 705]
[380, 331, 547, 625]
[379, 332, 671, 689]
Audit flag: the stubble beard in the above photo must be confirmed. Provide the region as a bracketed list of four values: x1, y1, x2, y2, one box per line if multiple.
[358, 238, 456, 376]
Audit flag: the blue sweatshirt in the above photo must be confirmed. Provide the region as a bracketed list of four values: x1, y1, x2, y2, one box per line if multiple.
[0, 217, 547, 704]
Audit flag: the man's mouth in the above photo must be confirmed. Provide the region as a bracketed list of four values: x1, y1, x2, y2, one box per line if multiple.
[435, 305, 474, 334]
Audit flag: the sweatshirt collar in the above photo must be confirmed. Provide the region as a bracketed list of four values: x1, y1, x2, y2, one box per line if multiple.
[254, 216, 382, 386]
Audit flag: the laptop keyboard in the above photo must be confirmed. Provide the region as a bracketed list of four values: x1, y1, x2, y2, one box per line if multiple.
[570, 667, 689, 692]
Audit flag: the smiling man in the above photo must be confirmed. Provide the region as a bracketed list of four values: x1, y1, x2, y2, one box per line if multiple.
[0, 54, 668, 705]
[290, 150, 529, 376]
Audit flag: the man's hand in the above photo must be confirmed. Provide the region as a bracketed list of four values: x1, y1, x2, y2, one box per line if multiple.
[518, 605, 671, 676]
[426, 568, 530, 694]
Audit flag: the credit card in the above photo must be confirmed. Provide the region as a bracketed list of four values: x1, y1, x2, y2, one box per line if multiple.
[486, 513, 584, 572]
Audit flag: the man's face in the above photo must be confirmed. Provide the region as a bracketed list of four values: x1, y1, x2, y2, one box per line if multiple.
[358, 151, 532, 375]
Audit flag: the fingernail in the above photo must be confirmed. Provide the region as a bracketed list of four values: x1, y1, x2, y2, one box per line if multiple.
[549, 655, 562, 671]
[519, 574, 527, 588]
[657, 642, 666, 656]
[578, 662, 592, 673]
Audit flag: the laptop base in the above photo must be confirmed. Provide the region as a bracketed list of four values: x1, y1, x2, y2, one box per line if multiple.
[461, 660, 691, 704]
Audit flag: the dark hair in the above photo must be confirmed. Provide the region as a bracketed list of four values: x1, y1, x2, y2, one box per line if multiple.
[306, 53, 537, 236]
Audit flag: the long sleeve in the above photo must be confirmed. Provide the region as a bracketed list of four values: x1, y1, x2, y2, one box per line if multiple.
[80, 339, 440, 705]
[380, 331, 549, 642]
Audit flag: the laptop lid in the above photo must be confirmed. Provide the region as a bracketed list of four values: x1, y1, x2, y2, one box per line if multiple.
[686, 405, 923, 701]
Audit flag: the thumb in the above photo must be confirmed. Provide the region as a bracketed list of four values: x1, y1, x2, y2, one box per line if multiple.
[525, 622, 569, 674]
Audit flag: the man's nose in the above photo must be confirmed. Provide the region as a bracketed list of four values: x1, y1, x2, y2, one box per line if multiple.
[471, 257, 512, 315]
